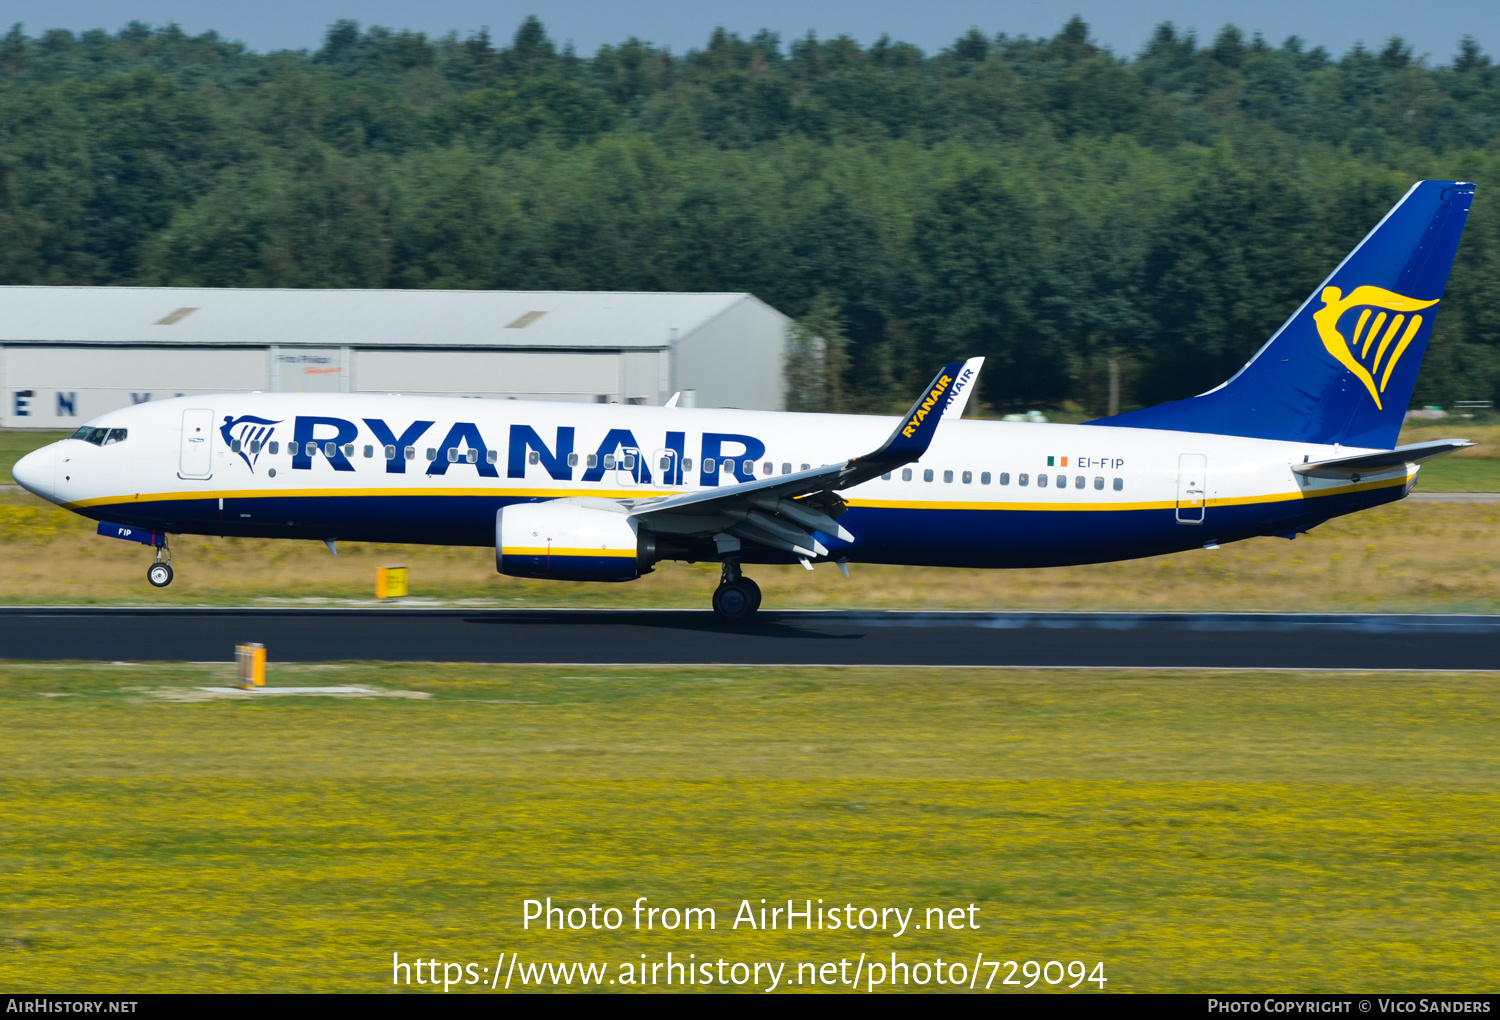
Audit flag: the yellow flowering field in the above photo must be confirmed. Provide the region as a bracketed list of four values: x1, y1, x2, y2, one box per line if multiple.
[1, 663, 1497, 992]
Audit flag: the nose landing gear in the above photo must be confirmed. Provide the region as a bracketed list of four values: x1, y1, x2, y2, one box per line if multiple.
[147, 540, 173, 588]
[712, 560, 762, 622]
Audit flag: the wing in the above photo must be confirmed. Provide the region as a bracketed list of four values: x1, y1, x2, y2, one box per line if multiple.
[626, 358, 982, 560]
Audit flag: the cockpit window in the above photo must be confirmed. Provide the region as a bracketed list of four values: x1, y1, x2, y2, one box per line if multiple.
[69, 427, 127, 446]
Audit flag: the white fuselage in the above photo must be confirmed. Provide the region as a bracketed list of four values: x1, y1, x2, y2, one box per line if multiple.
[14, 393, 1412, 568]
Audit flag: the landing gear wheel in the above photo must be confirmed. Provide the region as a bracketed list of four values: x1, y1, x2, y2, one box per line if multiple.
[713, 579, 759, 622]
[147, 563, 174, 588]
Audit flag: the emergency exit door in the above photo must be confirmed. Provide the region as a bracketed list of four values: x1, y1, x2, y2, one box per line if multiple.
[1176, 453, 1207, 524]
[179, 408, 214, 479]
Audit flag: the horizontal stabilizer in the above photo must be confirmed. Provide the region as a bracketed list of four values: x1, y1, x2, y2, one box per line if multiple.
[1293, 438, 1474, 477]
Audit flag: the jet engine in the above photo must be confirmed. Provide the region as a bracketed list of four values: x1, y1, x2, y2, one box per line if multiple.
[497, 500, 655, 581]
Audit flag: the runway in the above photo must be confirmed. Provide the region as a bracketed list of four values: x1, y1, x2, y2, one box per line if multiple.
[1, 607, 1498, 669]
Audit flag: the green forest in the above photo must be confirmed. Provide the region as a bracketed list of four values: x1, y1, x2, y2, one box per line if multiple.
[3, 15, 1500, 414]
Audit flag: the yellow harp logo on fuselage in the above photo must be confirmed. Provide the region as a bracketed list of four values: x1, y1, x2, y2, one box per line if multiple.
[1312, 285, 1438, 410]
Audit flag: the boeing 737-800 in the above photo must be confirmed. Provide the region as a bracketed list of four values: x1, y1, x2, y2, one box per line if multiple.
[11, 180, 1477, 621]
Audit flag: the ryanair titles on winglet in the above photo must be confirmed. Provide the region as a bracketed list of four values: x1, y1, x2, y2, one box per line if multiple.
[269, 414, 779, 487]
[900, 363, 973, 439]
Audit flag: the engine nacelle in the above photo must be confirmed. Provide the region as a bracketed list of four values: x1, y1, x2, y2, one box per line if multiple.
[497, 501, 653, 581]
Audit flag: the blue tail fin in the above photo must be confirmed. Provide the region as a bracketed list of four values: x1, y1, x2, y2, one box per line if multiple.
[1091, 180, 1475, 449]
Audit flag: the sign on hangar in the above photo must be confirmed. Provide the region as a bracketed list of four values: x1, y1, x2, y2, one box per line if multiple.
[0, 287, 790, 428]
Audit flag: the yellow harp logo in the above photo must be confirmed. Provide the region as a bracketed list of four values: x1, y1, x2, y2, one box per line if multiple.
[1312, 286, 1438, 410]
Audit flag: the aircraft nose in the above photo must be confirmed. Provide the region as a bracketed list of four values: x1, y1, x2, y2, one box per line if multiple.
[12, 443, 56, 499]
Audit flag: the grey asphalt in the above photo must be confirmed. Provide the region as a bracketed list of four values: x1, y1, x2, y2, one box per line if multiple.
[1, 608, 1497, 669]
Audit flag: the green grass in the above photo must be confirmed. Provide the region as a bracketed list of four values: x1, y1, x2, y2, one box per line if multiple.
[0, 430, 69, 484]
[2, 663, 1497, 993]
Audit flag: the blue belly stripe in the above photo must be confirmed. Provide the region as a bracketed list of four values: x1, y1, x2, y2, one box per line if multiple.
[76, 485, 1405, 568]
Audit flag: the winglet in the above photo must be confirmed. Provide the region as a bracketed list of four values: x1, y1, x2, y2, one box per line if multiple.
[865, 357, 982, 465]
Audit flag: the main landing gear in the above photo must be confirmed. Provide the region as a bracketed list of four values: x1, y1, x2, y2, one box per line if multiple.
[147, 540, 173, 588]
[712, 560, 762, 623]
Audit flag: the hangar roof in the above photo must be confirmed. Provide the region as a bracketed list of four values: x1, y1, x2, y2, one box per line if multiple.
[0, 287, 780, 350]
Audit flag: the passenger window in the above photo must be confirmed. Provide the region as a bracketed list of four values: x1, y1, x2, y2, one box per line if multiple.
[1038, 474, 1048, 488]
[724, 460, 735, 473]
[466, 449, 478, 464]
[587, 453, 598, 468]
[528, 450, 540, 465]
[943, 470, 953, 483]
[761, 461, 771, 475]
[324, 441, 337, 457]
[659, 456, 671, 470]
[269, 441, 279, 455]
[384, 445, 396, 460]
[999, 472, 1010, 485]
[901, 468, 912, 481]
[962, 470, 972, 484]
[363, 445, 373, 458]
[451, 449, 462, 463]
[703, 457, 715, 473]
[1018, 473, 1028, 486]
[248, 440, 260, 454]
[981, 471, 991, 485]
[882, 472, 892, 480]
[231, 439, 242, 453]
[682, 458, 693, 472]
[487, 449, 498, 464]
[1056, 474, 1067, 488]
[105, 428, 128, 445]
[801, 463, 810, 471]
[1074, 475, 1084, 489]
[923, 469, 934, 482]
[741, 459, 752, 474]
[1113, 477, 1124, 491]
[625, 455, 636, 470]
[344, 444, 355, 457]
[604, 454, 616, 469]
[782, 463, 792, 474]
[1094, 476, 1104, 490]
[425, 448, 436, 461]
[568, 452, 580, 467]
[405, 446, 415, 460]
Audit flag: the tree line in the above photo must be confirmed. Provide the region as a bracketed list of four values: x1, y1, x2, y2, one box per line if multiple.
[2, 15, 1499, 413]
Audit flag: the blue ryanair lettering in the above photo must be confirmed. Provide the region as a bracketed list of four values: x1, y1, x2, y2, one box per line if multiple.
[665, 430, 686, 487]
[292, 416, 358, 471]
[507, 424, 573, 480]
[428, 422, 500, 477]
[582, 428, 651, 484]
[700, 433, 766, 486]
[364, 418, 434, 474]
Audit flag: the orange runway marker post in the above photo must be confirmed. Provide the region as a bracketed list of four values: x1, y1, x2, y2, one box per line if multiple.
[376, 566, 408, 600]
[235, 643, 265, 690]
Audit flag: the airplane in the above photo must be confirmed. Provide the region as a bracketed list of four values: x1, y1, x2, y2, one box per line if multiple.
[11, 180, 1477, 622]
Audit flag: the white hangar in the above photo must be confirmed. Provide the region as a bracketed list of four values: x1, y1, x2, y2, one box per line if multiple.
[0, 287, 791, 428]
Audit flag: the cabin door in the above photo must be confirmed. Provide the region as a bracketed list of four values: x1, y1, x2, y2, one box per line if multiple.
[615, 446, 642, 487]
[1176, 453, 1207, 524]
[179, 408, 214, 480]
[652, 447, 678, 489]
